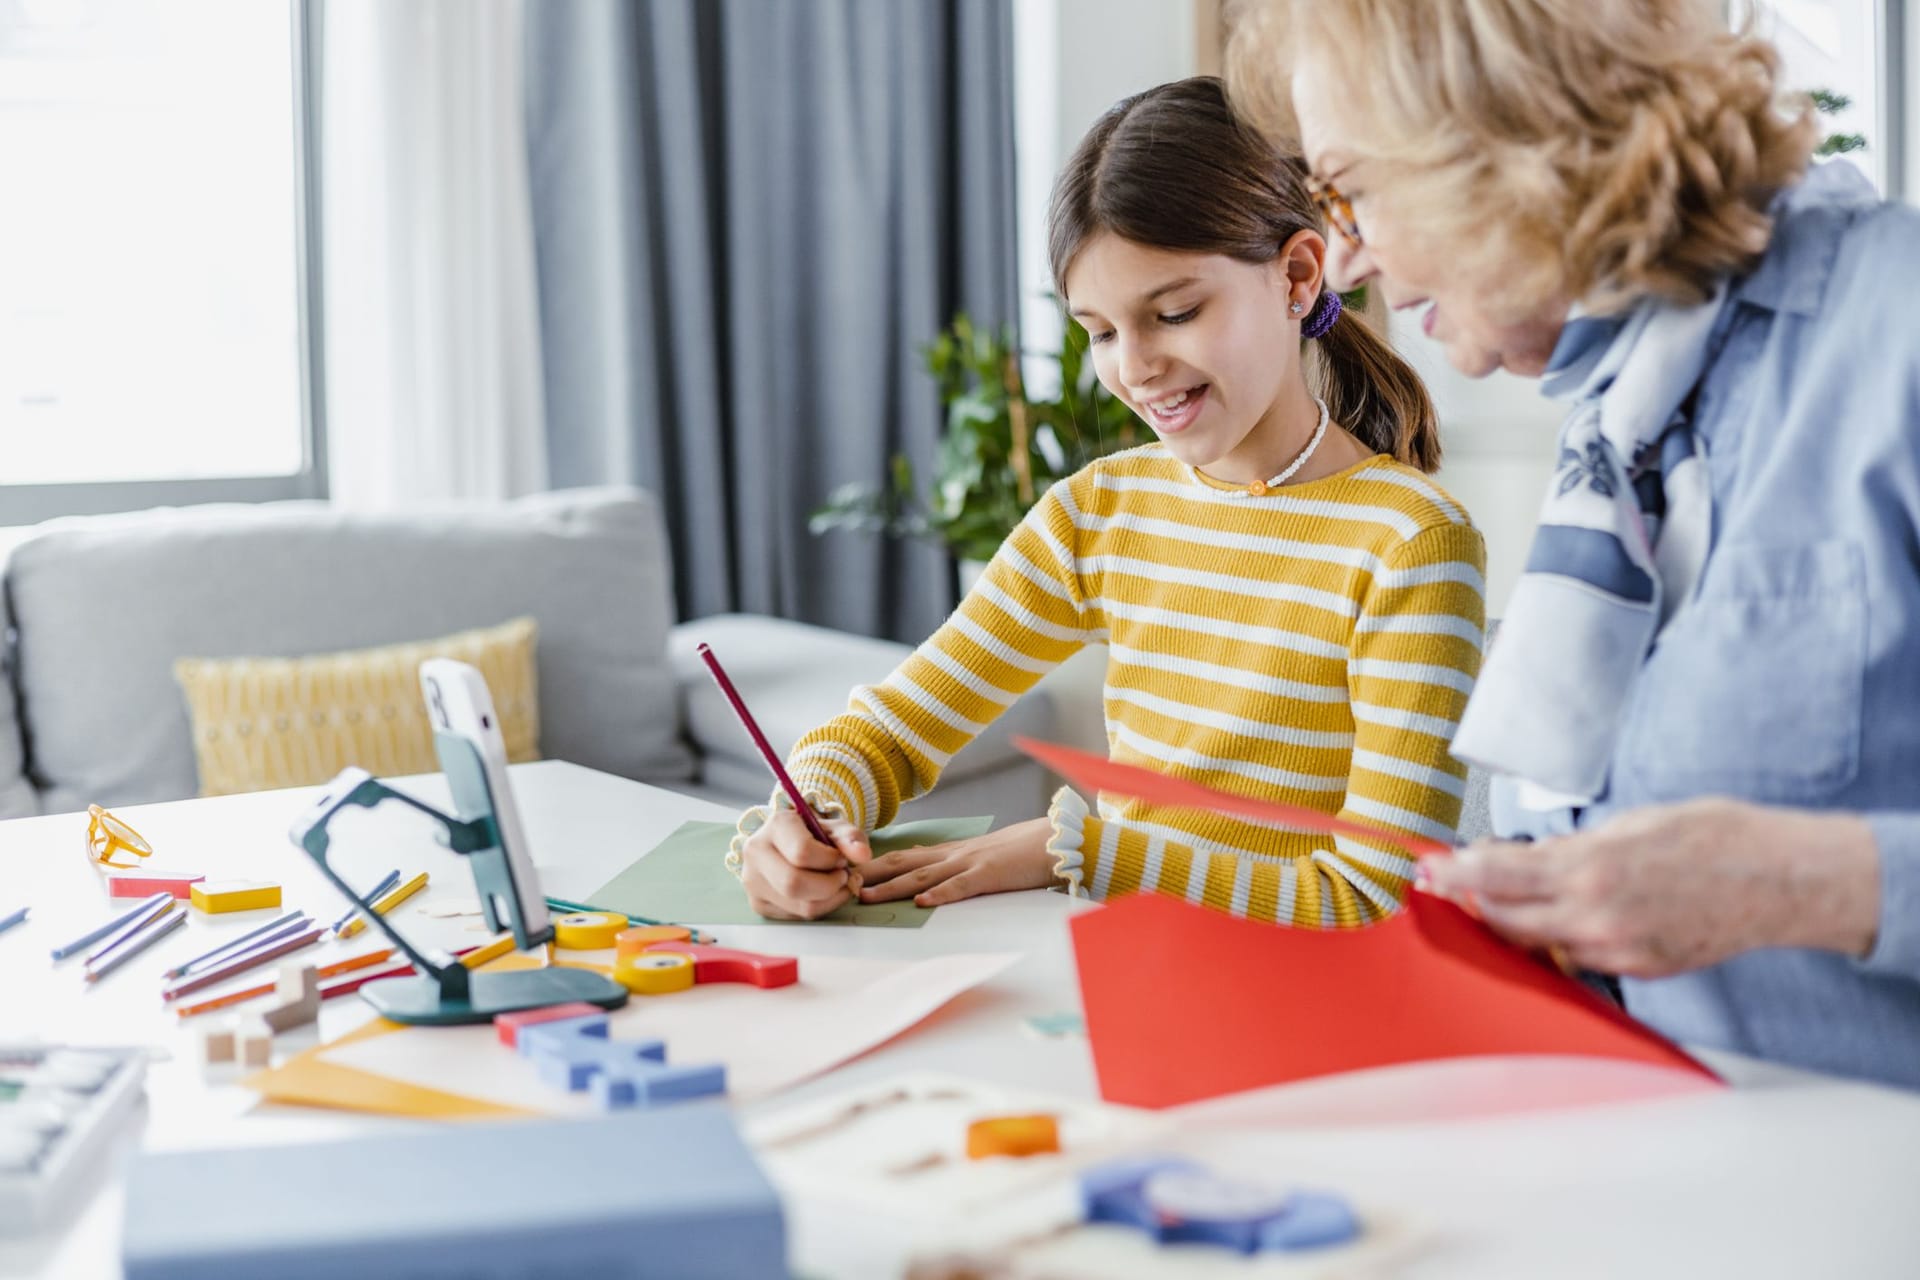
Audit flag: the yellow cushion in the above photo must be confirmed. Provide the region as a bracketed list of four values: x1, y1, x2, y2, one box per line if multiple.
[174, 618, 540, 797]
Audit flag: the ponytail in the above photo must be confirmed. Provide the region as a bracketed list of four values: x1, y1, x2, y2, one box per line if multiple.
[1310, 308, 1442, 472]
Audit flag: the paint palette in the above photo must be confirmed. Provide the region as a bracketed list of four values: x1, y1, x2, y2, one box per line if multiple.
[0, 1044, 146, 1233]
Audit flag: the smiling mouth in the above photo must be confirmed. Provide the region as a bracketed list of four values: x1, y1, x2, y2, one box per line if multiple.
[1142, 384, 1209, 433]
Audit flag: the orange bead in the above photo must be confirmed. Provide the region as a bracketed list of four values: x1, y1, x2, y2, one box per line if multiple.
[965, 1114, 1060, 1160]
[1247, 480, 1270, 497]
[615, 924, 693, 959]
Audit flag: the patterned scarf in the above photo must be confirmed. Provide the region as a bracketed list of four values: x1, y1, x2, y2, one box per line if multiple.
[1451, 287, 1728, 805]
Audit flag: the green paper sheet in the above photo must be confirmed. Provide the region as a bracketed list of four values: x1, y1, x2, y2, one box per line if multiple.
[583, 815, 995, 928]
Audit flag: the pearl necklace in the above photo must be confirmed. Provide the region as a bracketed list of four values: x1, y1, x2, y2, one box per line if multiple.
[1209, 396, 1330, 497]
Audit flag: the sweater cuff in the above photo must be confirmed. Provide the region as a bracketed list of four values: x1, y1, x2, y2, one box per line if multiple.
[1858, 812, 1920, 980]
[1046, 786, 1091, 898]
[727, 790, 848, 882]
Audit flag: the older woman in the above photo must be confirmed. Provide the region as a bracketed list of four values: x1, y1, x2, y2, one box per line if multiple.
[1229, 0, 1920, 1089]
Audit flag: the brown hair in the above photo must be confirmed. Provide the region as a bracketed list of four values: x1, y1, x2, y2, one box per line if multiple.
[1047, 76, 1441, 472]
[1228, 1, 1817, 316]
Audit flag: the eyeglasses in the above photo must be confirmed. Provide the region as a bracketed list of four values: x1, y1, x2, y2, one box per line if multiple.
[1306, 168, 1363, 249]
[86, 804, 153, 868]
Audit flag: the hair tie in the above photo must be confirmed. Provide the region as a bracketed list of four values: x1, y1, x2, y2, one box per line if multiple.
[1302, 291, 1343, 340]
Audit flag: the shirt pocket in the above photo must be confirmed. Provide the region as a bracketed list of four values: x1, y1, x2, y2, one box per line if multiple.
[1617, 538, 1865, 802]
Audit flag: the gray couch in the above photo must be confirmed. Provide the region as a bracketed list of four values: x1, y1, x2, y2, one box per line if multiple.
[0, 488, 1058, 825]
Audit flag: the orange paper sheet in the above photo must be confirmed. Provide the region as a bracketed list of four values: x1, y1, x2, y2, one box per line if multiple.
[244, 1017, 534, 1121]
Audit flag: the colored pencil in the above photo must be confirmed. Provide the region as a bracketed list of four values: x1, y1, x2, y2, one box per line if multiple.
[336, 871, 429, 940]
[165, 911, 310, 979]
[696, 642, 835, 846]
[161, 926, 325, 1000]
[328, 869, 399, 935]
[80, 897, 177, 968]
[171, 947, 399, 1019]
[84, 910, 187, 982]
[0, 906, 27, 937]
[50, 891, 171, 961]
[457, 933, 518, 969]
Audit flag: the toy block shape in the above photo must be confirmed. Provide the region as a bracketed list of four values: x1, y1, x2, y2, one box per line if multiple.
[642, 941, 799, 989]
[107, 870, 206, 900]
[190, 880, 283, 914]
[1080, 1156, 1359, 1254]
[237, 1017, 274, 1068]
[966, 1114, 1060, 1160]
[261, 964, 321, 1033]
[494, 1001, 608, 1050]
[518, 1014, 727, 1111]
[614, 951, 695, 996]
[614, 925, 692, 959]
[199, 1020, 238, 1067]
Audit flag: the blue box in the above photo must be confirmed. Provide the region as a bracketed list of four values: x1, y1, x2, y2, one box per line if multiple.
[121, 1103, 786, 1279]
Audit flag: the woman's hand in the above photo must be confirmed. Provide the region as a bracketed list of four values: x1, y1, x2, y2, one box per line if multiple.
[1418, 798, 1882, 978]
[857, 816, 1057, 908]
[740, 808, 873, 921]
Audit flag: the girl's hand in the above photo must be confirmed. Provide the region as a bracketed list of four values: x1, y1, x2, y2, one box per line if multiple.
[1417, 799, 1881, 978]
[740, 808, 873, 921]
[857, 817, 1057, 908]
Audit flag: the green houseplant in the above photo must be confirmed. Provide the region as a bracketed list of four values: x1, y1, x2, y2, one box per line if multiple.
[810, 313, 1140, 564]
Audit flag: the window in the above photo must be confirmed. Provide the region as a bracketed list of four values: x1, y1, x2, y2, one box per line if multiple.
[1747, 0, 1908, 197]
[0, 0, 322, 524]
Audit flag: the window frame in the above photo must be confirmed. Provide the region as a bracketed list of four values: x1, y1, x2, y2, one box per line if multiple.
[0, 0, 328, 527]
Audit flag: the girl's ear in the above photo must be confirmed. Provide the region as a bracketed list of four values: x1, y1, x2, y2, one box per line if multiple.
[1277, 228, 1328, 305]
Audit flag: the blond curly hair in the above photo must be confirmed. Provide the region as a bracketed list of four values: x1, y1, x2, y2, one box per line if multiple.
[1227, 0, 1819, 317]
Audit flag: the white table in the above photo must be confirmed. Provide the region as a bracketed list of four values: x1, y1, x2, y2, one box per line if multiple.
[5, 761, 1920, 1279]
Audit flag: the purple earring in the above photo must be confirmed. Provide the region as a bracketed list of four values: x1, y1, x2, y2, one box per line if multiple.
[1302, 291, 1343, 340]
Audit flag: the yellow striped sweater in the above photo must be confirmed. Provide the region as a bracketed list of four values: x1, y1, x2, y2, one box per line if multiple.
[785, 443, 1487, 927]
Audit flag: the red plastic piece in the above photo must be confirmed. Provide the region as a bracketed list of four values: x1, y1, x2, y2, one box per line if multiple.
[643, 941, 799, 989]
[493, 1001, 607, 1049]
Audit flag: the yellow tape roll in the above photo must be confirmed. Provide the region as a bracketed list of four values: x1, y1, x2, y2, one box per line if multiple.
[614, 951, 696, 995]
[551, 911, 626, 950]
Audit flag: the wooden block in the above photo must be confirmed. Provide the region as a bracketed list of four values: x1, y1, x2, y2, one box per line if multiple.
[614, 925, 692, 959]
[519, 1015, 725, 1110]
[199, 1020, 237, 1067]
[261, 964, 321, 1033]
[190, 880, 283, 914]
[238, 1017, 274, 1068]
[642, 941, 798, 989]
[966, 1114, 1061, 1160]
[493, 1001, 607, 1050]
[613, 952, 696, 996]
[107, 870, 206, 900]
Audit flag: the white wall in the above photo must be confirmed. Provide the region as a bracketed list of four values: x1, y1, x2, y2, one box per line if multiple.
[1013, 0, 1195, 396]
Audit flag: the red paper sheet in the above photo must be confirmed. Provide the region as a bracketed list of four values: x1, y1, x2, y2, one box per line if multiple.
[1073, 891, 1719, 1108]
[1015, 735, 1452, 857]
[1020, 737, 1722, 1106]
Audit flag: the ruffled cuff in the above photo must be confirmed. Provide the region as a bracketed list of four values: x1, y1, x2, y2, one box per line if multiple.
[726, 789, 847, 882]
[1046, 786, 1091, 898]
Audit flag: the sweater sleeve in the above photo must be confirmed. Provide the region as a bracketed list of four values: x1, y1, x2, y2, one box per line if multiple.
[1056, 522, 1487, 926]
[782, 481, 1094, 830]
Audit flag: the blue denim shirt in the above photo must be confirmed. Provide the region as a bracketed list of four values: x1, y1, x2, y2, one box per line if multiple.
[1495, 162, 1920, 1089]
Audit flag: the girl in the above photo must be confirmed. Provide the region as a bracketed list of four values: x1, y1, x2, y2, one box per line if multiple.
[732, 77, 1485, 927]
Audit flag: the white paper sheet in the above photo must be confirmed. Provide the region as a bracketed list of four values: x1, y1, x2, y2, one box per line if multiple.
[318, 952, 1019, 1110]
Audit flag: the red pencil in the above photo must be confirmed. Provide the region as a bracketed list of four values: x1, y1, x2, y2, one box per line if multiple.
[171, 947, 399, 1019]
[696, 641, 836, 847]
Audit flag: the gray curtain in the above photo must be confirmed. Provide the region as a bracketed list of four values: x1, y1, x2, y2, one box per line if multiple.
[524, 0, 1019, 642]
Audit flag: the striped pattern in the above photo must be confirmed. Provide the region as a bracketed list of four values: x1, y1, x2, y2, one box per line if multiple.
[174, 617, 540, 797]
[788, 446, 1486, 927]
